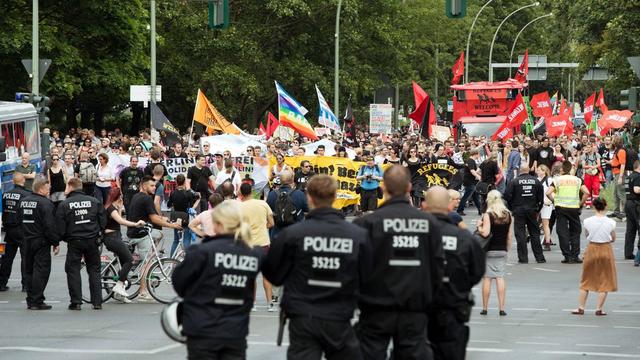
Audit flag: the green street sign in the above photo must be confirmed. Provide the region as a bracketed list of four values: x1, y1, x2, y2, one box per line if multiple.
[208, 0, 229, 29]
[446, 0, 467, 18]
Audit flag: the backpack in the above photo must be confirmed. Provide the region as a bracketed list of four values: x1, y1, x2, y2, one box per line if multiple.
[215, 171, 236, 193]
[273, 189, 297, 227]
[79, 162, 97, 184]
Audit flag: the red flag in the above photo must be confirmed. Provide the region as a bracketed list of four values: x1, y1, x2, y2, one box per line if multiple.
[596, 88, 609, 113]
[412, 81, 427, 108]
[584, 93, 596, 125]
[409, 94, 435, 138]
[514, 49, 529, 83]
[259, 122, 266, 136]
[491, 121, 514, 141]
[545, 114, 573, 137]
[451, 51, 464, 85]
[530, 92, 552, 118]
[505, 93, 529, 128]
[267, 111, 280, 139]
[599, 110, 634, 130]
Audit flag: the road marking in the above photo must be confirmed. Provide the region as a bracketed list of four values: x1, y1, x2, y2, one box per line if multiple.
[555, 324, 599, 328]
[516, 341, 559, 346]
[612, 310, 640, 314]
[512, 308, 548, 311]
[0, 301, 8, 304]
[469, 340, 501, 344]
[467, 347, 512, 353]
[0, 344, 181, 354]
[251, 314, 279, 318]
[469, 321, 487, 325]
[249, 341, 289, 346]
[520, 323, 545, 326]
[576, 344, 621, 348]
[615, 326, 640, 330]
[533, 267, 560, 272]
[540, 351, 640, 358]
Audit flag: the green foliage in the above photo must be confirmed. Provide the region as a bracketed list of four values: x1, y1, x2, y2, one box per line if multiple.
[0, 0, 637, 132]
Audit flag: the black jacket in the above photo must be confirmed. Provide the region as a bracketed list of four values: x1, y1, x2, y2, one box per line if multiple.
[172, 236, 264, 339]
[431, 214, 485, 309]
[263, 208, 372, 321]
[353, 197, 445, 312]
[2, 185, 31, 228]
[18, 193, 60, 246]
[504, 173, 544, 214]
[55, 191, 106, 242]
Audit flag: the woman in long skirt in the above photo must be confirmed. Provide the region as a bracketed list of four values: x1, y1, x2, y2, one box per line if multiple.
[572, 197, 618, 316]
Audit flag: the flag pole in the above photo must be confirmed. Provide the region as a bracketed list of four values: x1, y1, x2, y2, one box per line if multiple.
[187, 116, 196, 148]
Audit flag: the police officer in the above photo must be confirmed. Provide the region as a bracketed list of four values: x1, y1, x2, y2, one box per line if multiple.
[172, 200, 264, 359]
[547, 160, 590, 264]
[18, 177, 60, 310]
[624, 160, 640, 261]
[354, 165, 444, 360]
[263, 175, 371, 360]
[55, 177, 106, 310]
[0, 173, 31, 292]
[504, 164, 545, 263]
[422, 186, 485, 360]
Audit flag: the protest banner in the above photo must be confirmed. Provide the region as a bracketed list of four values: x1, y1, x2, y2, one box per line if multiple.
[369, 104, 393, 134]
[271, 156, 389, 209]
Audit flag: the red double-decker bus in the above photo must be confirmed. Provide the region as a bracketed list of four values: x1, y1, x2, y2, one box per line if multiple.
[451, 80, 527, 140]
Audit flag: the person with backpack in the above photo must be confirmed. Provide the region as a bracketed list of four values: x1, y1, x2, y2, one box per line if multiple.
[356, 155, 383, 213]
[74, 152, 97, 197]
[266, 169, 308, 240]
[215, 158, 241, 195]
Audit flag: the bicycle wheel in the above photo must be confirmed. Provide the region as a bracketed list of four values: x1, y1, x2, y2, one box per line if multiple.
[124, 265, 142, 301]
[146, 258, 180, 304]
[82, 261, 117, 303]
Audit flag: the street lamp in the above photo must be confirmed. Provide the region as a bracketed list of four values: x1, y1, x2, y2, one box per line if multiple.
[488, 2, 540, 82]
[465, 0, 494, 83]
[334, 0, 343, 118]
[509, 13, 553, 78]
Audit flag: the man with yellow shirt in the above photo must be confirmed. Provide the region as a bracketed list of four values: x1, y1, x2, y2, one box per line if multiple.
[238, 182, 276, 311]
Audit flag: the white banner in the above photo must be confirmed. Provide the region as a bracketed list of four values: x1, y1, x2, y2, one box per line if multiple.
[369, 104, 393, 134]
[200, 134, 267, 157]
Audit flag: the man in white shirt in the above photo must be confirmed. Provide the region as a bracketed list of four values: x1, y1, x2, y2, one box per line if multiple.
[215, 158, 241, 193]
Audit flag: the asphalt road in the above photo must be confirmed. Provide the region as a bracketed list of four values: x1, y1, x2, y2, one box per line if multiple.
[1, 210, 640, 360]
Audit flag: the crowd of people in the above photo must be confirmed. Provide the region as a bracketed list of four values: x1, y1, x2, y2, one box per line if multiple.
[1, 122, 640, 359]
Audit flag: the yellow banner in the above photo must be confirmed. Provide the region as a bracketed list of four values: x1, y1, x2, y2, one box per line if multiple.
[193, 89, 241, 135]
[271, 156, 389, 209]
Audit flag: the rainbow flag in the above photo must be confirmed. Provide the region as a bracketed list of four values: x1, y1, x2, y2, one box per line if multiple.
[550, 91, 558, 114]
[275, 81, 318, 140]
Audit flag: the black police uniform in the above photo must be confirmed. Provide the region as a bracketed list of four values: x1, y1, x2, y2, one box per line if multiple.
[55, 190, 106, 306]
[504, 173, 545, 263]
[428, 214, 485, 360]
[18, 192, 60, 308]
[353, 197, 444, 360]
[0, 184, 31, 291]
[624, 171, 640, 258]
[263, 208, 372, 360]
[172, 236, 264, 360]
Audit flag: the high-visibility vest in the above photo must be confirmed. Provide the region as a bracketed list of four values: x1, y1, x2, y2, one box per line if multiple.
[553, 175, 581, 208]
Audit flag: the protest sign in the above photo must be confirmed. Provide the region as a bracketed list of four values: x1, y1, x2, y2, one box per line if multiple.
[369, 104, 393, 134]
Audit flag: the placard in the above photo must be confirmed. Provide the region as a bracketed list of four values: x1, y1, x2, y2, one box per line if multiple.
[369, 104, 393, 134]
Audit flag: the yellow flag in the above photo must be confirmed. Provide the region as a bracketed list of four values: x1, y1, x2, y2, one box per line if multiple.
[193, 89, 241, 135]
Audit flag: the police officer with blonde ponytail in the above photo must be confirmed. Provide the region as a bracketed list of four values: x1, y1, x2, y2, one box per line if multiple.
[172, 200, 264, 360]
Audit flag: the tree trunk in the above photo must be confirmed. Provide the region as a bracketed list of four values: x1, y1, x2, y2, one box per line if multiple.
[94, 109, 105, 131]
[130, 102, 143, 135]
[80, 110, 92, 129]
[65, 101, 78, 131]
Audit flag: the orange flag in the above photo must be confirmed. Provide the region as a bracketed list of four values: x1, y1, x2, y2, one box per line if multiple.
[193, 89, 241, 135]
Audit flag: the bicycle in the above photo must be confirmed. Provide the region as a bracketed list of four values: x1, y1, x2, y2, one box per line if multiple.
[81, 224, 180, 304]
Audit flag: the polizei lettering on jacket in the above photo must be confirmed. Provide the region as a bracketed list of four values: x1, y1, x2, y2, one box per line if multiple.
[69, 201, 92, 209]
[214, 253, 258, 272]
[383, 218, 430, 233]
[303, 236, 353, 254]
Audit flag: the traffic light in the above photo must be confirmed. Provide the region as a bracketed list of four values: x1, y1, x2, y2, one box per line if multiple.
[446, 0, 467, 18]
[208, 0, 229, 29]
[36, 96, 51, 125]
[620, 87, 639, 111]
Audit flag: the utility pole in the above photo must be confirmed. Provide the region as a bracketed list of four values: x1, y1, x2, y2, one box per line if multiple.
[434, 47, 439, 112]
[32, 0, 39, 95]
[150, 0, 157, 129]
[334, 0, 343, 119]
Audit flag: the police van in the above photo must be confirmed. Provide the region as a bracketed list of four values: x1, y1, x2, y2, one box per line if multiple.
[0, 102, 42, 257]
